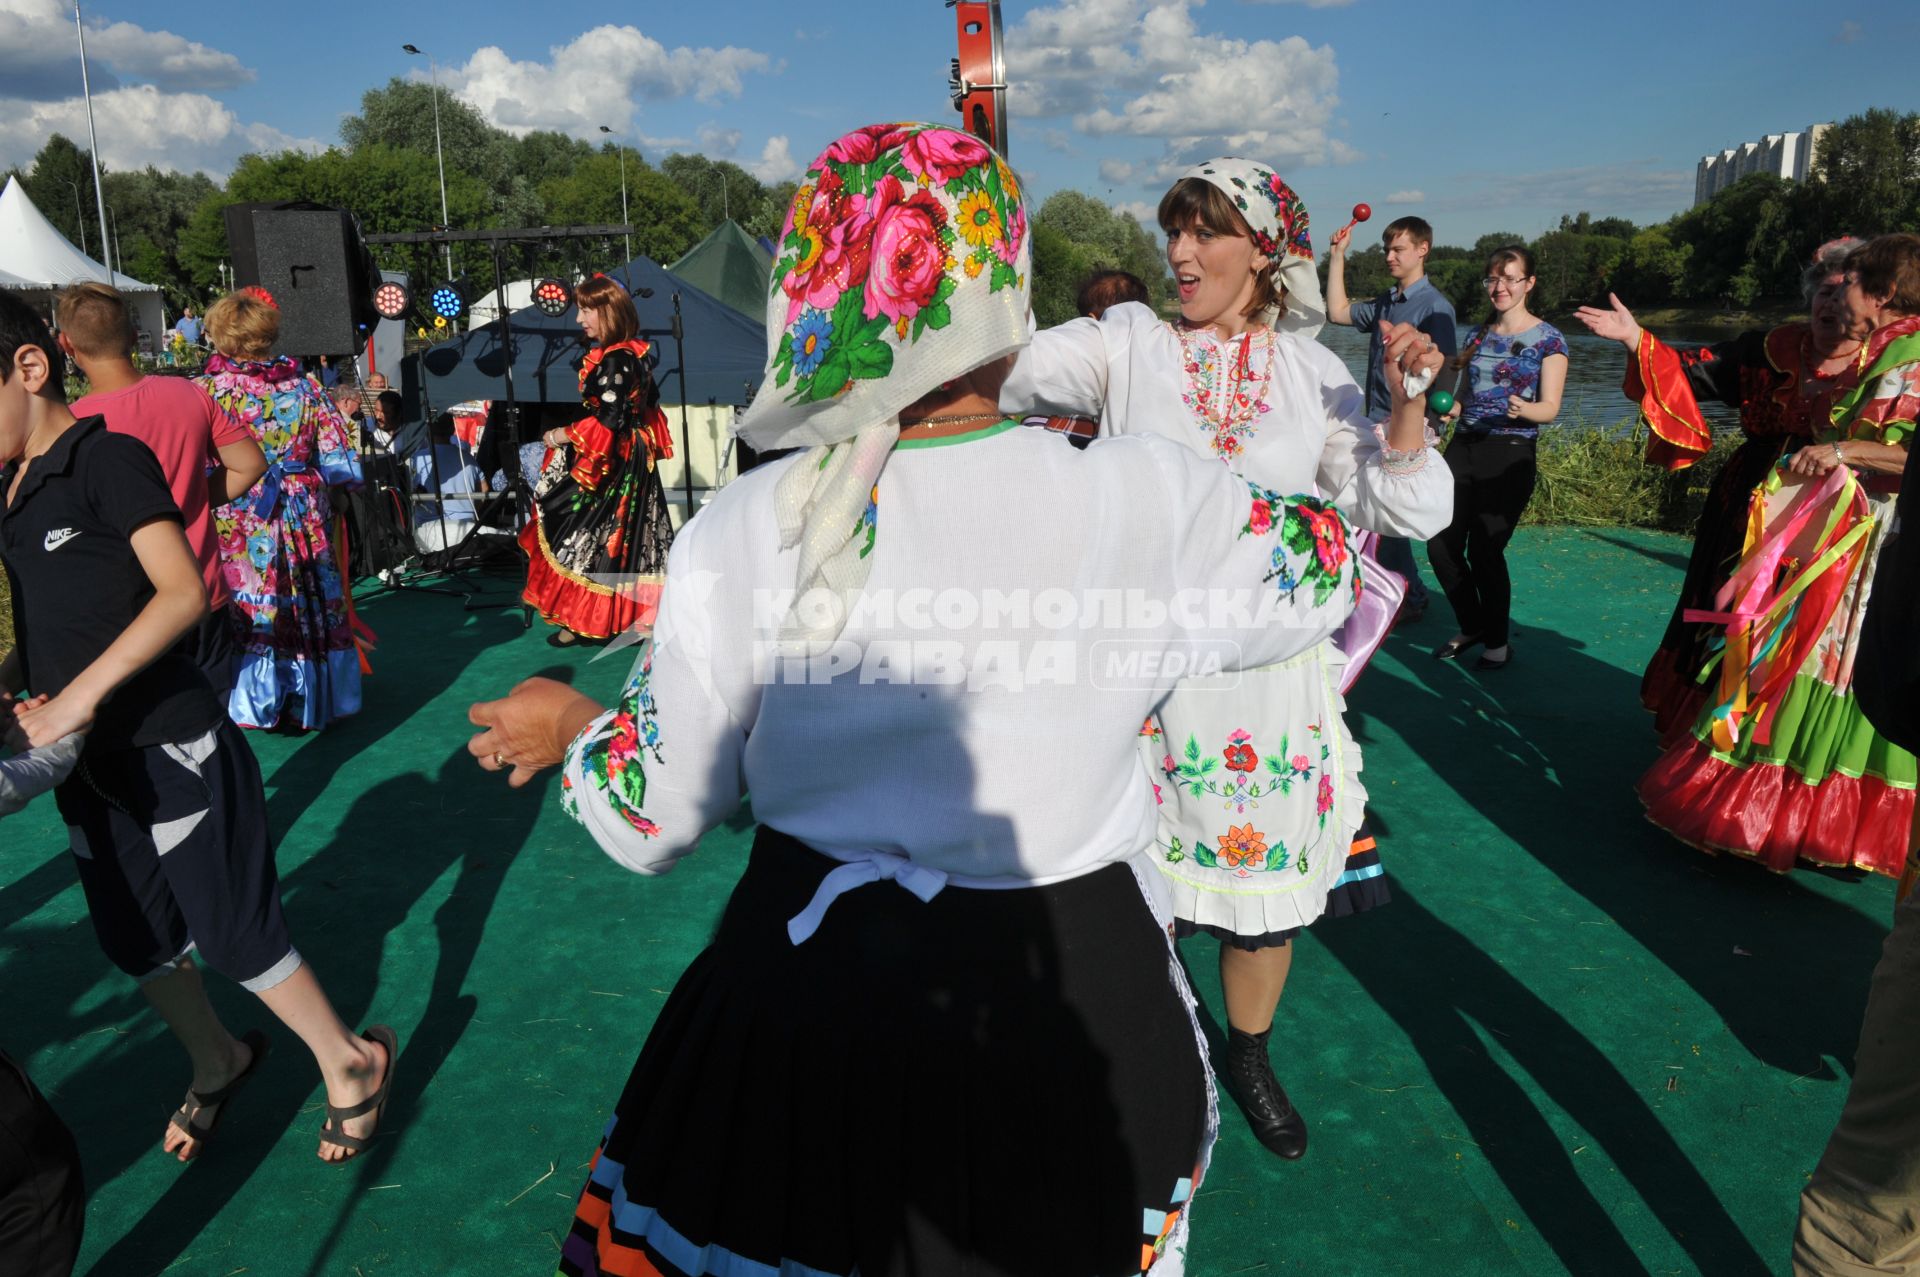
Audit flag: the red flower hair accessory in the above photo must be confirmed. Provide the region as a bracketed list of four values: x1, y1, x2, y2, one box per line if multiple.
[239, 285, 278, 309]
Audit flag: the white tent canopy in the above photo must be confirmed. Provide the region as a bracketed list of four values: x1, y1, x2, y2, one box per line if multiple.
[0, 175, 166, 347]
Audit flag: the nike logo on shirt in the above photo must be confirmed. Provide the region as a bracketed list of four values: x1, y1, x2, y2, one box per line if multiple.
[43, 528, 80, 551]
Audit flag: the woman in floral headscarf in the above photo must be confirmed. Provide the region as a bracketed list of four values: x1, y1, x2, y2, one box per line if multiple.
[1003, 160, 1451, 1164]
[467, 123, 1431, 1277]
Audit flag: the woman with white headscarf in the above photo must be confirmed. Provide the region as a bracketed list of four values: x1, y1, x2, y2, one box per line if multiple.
[1002, 160, 1452, 1164]
[467, 123, 1438, 1277]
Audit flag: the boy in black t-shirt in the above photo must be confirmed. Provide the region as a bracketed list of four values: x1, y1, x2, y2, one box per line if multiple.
[0, 293, 396, 1167]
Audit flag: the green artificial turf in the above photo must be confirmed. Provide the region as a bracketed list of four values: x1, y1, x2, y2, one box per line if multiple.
[0, 532, 1895, 1276]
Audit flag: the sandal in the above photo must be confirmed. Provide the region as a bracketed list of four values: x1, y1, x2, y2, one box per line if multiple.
[318, 1025, 399, 1162]
[168, 1028, 271, 1155]
[546, 630, 582, 648]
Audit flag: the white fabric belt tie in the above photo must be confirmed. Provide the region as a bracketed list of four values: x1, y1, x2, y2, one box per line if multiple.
[787, 851, 950, 945]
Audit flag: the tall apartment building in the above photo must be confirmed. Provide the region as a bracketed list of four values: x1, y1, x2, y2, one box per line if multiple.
[1695, 124, 1832, 206]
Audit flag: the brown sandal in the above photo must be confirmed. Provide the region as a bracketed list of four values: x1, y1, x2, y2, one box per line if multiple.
[168, 1029, 271, 1155]
[318, 1025, 399, 1161]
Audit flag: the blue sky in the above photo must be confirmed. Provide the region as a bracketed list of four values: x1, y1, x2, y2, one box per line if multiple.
[3, 0, 1916, 247]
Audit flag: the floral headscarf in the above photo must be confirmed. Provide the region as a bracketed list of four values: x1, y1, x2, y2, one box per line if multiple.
[1178, 158, 1326, 338]
[735, 122, 1032, 648]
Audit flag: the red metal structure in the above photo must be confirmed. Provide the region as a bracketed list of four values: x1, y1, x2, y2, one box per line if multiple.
[947, 1, 1008, 155]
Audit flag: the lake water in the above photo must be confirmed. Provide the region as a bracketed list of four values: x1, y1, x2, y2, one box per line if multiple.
[1315, 322, 1743, 434]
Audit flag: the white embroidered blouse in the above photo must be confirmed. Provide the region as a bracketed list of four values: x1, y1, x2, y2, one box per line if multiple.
[561, 424, 1361, 911]
[1001, 302, 1453, 538]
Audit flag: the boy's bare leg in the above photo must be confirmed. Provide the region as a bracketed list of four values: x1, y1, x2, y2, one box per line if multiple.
[251, 964, 388, 1162]
[139, 957, 253, 1161]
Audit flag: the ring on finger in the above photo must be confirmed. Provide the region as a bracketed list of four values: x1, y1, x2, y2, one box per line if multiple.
[493, 753, 508, 768]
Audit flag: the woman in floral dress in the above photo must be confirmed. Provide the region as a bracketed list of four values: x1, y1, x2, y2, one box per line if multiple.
[198, 289, 362, 731]
[1635, 233, 1920, 876]
[520, 273, 676, 647]
[1002, 160, 1451, 1161]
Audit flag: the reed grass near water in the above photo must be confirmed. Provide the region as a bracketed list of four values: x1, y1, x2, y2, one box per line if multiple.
[1523, 416, 1739, 533]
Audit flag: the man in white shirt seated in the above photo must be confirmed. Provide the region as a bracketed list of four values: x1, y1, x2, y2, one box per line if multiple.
[408, 412, 487, 552]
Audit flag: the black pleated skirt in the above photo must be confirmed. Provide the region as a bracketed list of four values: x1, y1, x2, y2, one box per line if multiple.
[558, 826, 1209, 1277]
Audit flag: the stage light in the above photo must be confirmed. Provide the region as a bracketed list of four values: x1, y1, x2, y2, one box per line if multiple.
[373, 280, 412, 321]
[531, 277, 573, 317]
[428, 281, 466, 320]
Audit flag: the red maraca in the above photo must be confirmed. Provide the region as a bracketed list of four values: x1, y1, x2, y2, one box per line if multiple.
[1333, 202, 1372, 249]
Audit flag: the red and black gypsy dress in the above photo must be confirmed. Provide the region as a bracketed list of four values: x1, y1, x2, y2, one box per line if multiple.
[520, 338, 676, 639]
[1626, 326, 1847, 738]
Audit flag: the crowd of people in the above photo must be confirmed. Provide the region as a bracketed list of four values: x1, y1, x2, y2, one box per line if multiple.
[1, 116, 1917, 1276]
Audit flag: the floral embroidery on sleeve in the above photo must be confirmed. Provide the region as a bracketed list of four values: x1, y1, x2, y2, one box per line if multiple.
[563, 649, 666, 838]
[1241, 486, 1357, 605]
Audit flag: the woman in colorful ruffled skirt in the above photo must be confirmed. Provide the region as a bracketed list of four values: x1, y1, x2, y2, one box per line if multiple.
[520, 273, 676, 647]
[1634, 233, 1920, 875]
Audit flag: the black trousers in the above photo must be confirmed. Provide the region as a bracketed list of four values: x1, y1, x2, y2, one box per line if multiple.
[1426, 432, 1538, 648]
[0, 1049, 84, 1277]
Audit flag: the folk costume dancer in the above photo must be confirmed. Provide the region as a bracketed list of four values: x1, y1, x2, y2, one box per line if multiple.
[1001, 160, 1452, 1159]
[196, 289, 363, 732]
[467, 123, 1421, 1277]
[520, 273, 676, 648]
[1577, 238, 1864, 738]
[1633, 233, 1920, 876]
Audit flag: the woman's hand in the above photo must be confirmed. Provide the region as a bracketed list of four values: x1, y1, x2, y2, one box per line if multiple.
[1506, 394, 1532, 420]
[1573, 293, 1643, 350]
[468, 677, 606, 789]
[1380, 321, 1445, 409]
[1787, 442, 1846, 477]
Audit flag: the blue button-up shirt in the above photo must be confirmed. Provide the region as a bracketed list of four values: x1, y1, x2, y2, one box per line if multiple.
[1347, 276, 1459, 417]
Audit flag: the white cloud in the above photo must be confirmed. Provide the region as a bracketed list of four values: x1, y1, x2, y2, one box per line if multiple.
[0, 0, 253, 98]
[1835, 20, 1862, 43]
[0, 84, 320, 176]
[1099, 158, 1138, 184]
[747, 135, 799, 184]
[1005, 0, 1344, 181]
[1111, 199, 1161, 228]
[698, 124, 743, 157]
[444, 24, 770, 138]
[1385, 189, 1425, 203]
[1239, 0, 1357, 6]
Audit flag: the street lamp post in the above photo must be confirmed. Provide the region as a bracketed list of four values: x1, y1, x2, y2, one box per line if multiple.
[599, 126, 631, 262]
[74, 3, 112, 275]
[62, 178, 87, 256]
[107, 205, 121, 275]
[402, 43, 454, 278]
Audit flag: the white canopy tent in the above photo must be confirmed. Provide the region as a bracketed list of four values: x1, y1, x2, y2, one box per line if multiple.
[0, 175, 165, 348]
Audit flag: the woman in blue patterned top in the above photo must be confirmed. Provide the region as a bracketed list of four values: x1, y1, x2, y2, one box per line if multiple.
[1429, 245, 1569, 669]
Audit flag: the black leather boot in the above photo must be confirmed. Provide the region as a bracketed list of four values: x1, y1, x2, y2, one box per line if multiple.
[1223, 1027, 1308, 1160]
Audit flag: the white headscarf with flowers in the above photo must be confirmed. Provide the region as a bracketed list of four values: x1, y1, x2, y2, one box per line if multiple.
[1177, 158, 1325, 339]
[735, 122, 1032, 649]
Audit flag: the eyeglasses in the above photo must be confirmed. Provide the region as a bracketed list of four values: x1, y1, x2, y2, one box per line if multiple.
[1484, 276, 1529, 290]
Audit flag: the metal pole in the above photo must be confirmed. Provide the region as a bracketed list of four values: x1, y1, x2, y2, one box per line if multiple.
[108, 205, 121, 271]
[64, 179, 86, 256]
[600, 126, 630, 262]
[405, 45, 454, 278]
[74, 4, 111, 276]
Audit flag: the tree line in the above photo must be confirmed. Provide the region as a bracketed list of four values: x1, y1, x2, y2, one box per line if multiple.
[9, 98, 1913, 329]
[1334, 108, 1920, 322]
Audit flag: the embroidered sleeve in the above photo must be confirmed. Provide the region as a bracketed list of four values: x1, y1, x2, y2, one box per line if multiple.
[558, 525, 755, 875]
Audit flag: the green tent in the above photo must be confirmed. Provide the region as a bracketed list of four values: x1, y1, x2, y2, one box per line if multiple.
[669, 220, 774, 321]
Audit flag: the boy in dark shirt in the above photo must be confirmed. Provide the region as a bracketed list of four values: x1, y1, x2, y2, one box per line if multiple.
[0, 293, 396, 1167]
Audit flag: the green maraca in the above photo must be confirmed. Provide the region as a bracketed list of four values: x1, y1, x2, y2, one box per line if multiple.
[1427, 388, 1456, 416]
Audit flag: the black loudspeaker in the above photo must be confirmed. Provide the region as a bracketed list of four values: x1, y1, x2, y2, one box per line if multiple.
[224, 202, 379, 357]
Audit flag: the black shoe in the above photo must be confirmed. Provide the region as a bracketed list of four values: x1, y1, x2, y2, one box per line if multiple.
[1432, 634, 1481, 661]
[1398, 599, 1428, 625]
[1223, 1028, 1309, 1160]
[1474, 645, 1511, 671]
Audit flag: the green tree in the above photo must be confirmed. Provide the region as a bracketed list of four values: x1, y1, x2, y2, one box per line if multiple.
[17, 134, 103, 259]
[540, 156, 705, 262]
[1811, 108, 1920, 238]
[1027, 191, 1172, 326]
[100, 166, 220, 305]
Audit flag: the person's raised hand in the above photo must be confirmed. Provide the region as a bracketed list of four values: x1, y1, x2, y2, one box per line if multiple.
[1329, 225, 1352, 255]
[1380, 321, 1444, 409]
[468, 677, 606, 789]
[1573, 293, 1643, 349]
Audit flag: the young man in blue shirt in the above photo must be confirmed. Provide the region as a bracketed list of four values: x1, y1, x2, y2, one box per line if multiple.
[1326, 215, 1457, 620]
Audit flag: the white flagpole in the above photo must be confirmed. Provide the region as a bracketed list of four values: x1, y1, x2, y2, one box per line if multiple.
[74, 4, 112, 277]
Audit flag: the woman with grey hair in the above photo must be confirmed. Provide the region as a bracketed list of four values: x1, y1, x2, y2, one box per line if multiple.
[1575, 238, 1864, 736]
